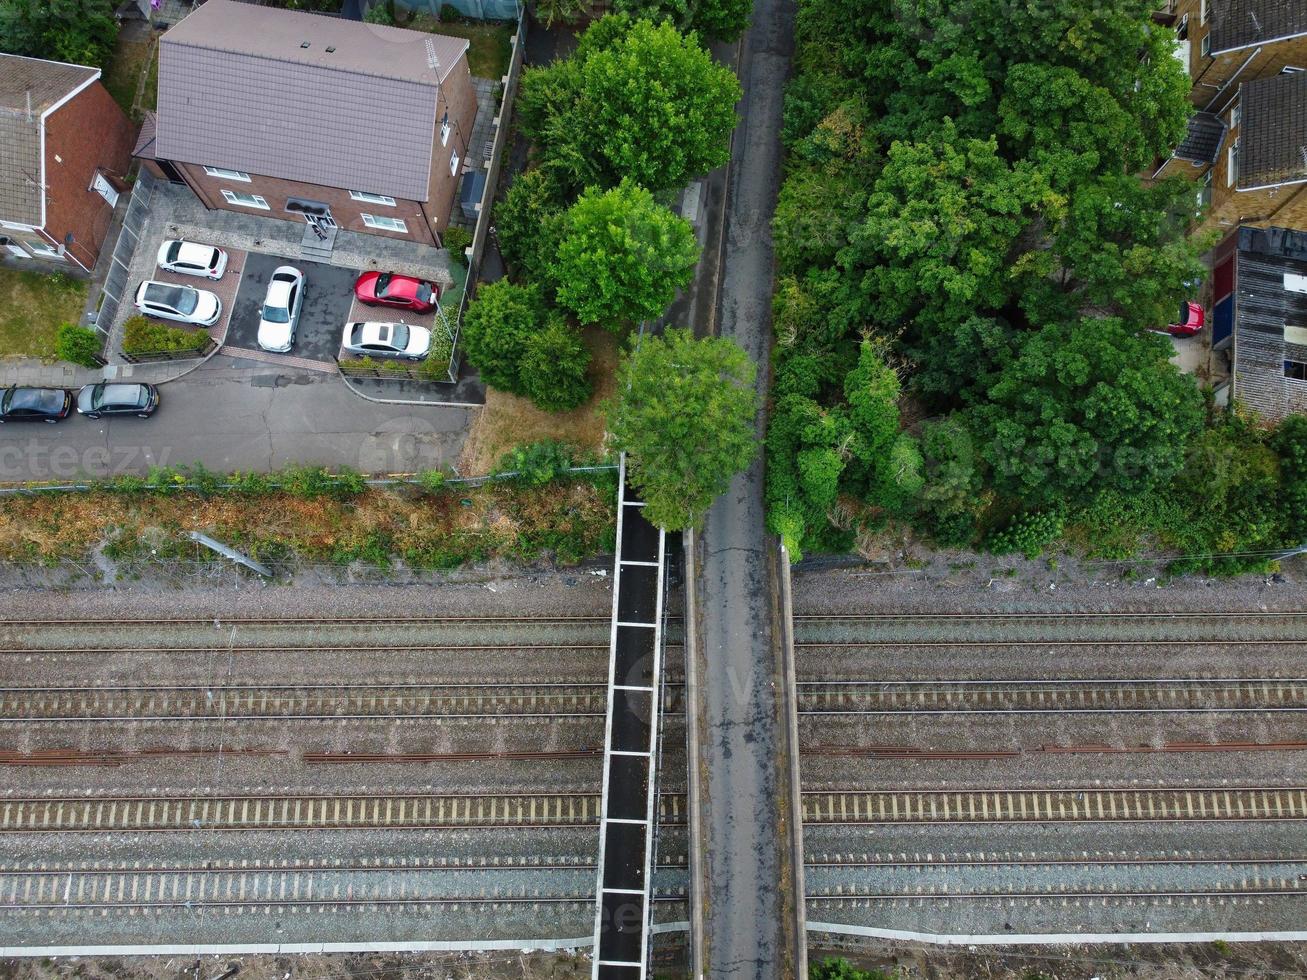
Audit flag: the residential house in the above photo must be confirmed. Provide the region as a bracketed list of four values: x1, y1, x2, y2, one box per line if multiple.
[0, 54, 136, 272]
[136, 0, 477, 248]
[1163, 0, 1307, 110]
[1210, 225, 1307, 421]
[1153, 68, 1307, 233]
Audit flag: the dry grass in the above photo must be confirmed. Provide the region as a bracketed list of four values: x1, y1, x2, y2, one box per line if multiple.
[459, 326, 619, 475]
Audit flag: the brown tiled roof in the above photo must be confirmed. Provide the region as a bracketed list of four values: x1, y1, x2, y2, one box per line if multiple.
[0, 54, 99, 226]
[154, 0, 469, 202]
[1237, 70, 1307, 189]
[1209, 0, 1307, 54]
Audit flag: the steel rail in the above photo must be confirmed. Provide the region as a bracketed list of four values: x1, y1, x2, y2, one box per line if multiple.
[805, 887, 1307, 901]
[792, 612, 1307, 620]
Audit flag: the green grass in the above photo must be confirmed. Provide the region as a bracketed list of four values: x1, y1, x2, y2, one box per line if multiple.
[102, 31, 158, 120]
[408, 16, 515, 79]
[0, 269, 88, 360]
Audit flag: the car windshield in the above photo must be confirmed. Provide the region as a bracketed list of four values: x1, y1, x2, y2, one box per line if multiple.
[165, 242, 182, 264]
[263, 304, 290, 324]
[390, 324, 409, 349]
[375, 273, 393, 297]
[150, 283, 196, 315]
[416, 284, 432, 304]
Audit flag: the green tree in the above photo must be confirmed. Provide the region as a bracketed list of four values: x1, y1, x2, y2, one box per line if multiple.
[608, 328, 758, 529]
[972, 316, 1205, 507]
[496, 169, 567, 286]
[555, 179, 699, 329]
[518, 314, 593, 412]
[54, 323, 103, 368]
[362, 1, 394, 24]
[1274, 415, 1307, 542]
[611, 0, 751, 41]
[520, 15, 741, 192]
[460, 281, 549, 392]
[0, 0, 119, 67]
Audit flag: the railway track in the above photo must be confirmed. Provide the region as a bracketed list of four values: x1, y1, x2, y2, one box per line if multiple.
[797, 678, 1307, 714]
[5, 787, 1307, 832]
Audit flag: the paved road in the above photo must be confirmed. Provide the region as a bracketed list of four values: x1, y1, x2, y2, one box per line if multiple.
[0, 356, 472, 481]
[689, 0, 802, 974]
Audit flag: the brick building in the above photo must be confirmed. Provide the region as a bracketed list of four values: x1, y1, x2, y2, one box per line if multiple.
[136, 0, 477, 248]
[1163, 0, 1307, 108]
[0, 54, 136, 272]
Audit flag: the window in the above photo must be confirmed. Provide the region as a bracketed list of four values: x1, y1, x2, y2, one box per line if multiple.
[1230, 101, 1241, 127]
[440, 114, 451, 146]
[1177, 13, 1188, 40]
[1286, 360, 1307, 381]
[204, 166, 251, 182]
[362, 213, 408, 232]
[221, 189, 270, 210]
[1201, 32, 1211, 57]
[1228, 137, 1239, 186]
[1200, 0, 1207, 24]
[26, 240, 61, 258]
[349, 190, 397, 206]
[449, 151, 460, 176]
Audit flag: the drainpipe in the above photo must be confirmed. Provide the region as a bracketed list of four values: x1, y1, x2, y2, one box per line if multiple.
[1204, 46, 1261, 113]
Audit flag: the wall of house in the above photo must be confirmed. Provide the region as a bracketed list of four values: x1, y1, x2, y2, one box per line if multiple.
[422, 56, 479, 238]
[1171, 0, 1307, 111]
[41, 81, 135, 271]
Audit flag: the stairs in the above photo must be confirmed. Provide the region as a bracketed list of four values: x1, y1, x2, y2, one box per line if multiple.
[300, 222, 337, 261]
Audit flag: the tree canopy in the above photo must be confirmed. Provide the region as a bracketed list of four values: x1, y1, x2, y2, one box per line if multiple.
[0, 0, 119, 67]
[608, 328, 758, 530]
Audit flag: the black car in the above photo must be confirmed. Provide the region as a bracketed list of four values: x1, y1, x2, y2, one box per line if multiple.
[0, 387, 72, 423]
[75, 382, 159, 419]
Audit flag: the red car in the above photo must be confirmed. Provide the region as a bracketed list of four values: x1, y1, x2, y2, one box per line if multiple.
[354, 271, 440, 314]
[1168, 300, 1205, 337]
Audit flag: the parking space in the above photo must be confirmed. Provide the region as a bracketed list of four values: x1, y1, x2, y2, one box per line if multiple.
[134, 245, 246, 343]
[338, 296, 441, 361]
[222, 254, 358, 364]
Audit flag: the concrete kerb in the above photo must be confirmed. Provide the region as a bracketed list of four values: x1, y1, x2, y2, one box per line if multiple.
[777, 542, 808, 980]
[337, 369, 485, 409]
[682, 527, 708, 980]
[808, 925, 1307, 947]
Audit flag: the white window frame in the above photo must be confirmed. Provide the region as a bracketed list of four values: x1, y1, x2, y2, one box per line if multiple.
[1228, 137, 1239, 186]
[26, 240, 62, 259]
[449, 151, 460, 176]
[349, 190, 397, 207]
[221, 189, 270, 210]
[440, 117, 451, 146]
[1230, 101, 1241, 127]
[362, 213, 408, 233]
[204, 166, 251, 182]
[1200, 0, 1207, 24]
[1201, 32, 1211, 57]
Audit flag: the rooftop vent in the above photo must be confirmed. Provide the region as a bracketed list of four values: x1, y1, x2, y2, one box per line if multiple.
[326, 46, 336, 53]
[300, 41, 310, 48]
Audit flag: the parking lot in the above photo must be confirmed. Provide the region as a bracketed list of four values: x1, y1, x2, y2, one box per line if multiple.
[223, 254, 359, 365]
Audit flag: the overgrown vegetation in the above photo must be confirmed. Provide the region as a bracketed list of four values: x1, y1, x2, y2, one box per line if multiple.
[767, 0, 1305, 573]
[0, 459, 616, 569]
[468, 13, 738, 416]
[0, 0, 119, 68]
[809, 958, 894, 980]
[121, 316, 209, 356]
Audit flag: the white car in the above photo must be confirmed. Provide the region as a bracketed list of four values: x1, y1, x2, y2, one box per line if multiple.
[341, 320, 432, 361]
[257, 266, 305, 353]
[134, 280, 222, 326]
[156, 239, 228, 280]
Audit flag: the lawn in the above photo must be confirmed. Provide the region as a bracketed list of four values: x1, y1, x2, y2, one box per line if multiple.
[0, 269, 88, 361]
[459, 325, 618, 474]
[408, 16, 515, 79]
[102, 28, 158, 120]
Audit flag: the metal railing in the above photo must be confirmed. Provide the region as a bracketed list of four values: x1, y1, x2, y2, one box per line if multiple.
[120, 336, 216, 364]
[91, 171, 155, 339]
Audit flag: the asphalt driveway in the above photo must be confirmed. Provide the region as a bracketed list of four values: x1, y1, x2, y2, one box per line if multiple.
[224, 254, 357, 363]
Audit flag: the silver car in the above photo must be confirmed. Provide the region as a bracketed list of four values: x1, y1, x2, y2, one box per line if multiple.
[257, 266, 305, 353]
[156, 239, 228, 280]
[341, 320, 432, 361]
[134, 280, 222, 326]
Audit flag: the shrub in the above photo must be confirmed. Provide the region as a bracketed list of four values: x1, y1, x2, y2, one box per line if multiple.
[55, 323, 103, 367]
[494, 440, 577, 485]
[496, 169, 567, 285]
[460, 281, 549, 392]
[518, 315, 592, 412]
[362, 1, 394, 23]
[987, 509, 1066, 560]
[122, 316, 209, 355]
[438, 2, 461, 21]
[417, 469, 448, 494]
[442, 225, 472, 263]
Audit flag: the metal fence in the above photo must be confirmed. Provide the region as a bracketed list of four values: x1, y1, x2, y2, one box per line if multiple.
[91, 171, 155, 339]
[448, 7, 528, 377]
[120, 337, 217, 364]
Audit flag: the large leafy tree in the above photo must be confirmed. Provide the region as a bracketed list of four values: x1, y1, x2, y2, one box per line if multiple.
[971, 317, 1205, 507]
[608, 328, 758, 530]
[519, 15, 741, 193]
[461, 281, 549, 393]
[555, 179, 699, 329]
[0, 0, 119, 67]
[611, 0, 752, 42]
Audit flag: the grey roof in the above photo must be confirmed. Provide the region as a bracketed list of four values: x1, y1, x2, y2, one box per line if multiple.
[1173, 111, 1226, 164]
[1237, 69, 1307, 189]
[133, 110, 158, 160]
[0, 54, 99, 226]
[1209, 0, 1307, 53]
[154, 0, 468, 202]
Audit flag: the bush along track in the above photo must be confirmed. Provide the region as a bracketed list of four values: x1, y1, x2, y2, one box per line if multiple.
[0, 454, 617, 570]
[766, 0, 1307, 574]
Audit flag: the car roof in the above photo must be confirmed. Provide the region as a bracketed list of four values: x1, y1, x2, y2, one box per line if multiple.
[99, 383, 148, 403]
[143, 281, 192, 304]
[7, 387, 62, 409]
[265, 278, 294, 307]
[174, 241, 216, 261]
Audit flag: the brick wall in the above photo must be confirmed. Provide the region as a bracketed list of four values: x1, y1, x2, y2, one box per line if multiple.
[41, 81, 135, 271]
[1171, 0, 1307, 110]
[422, 56, 478, 237]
